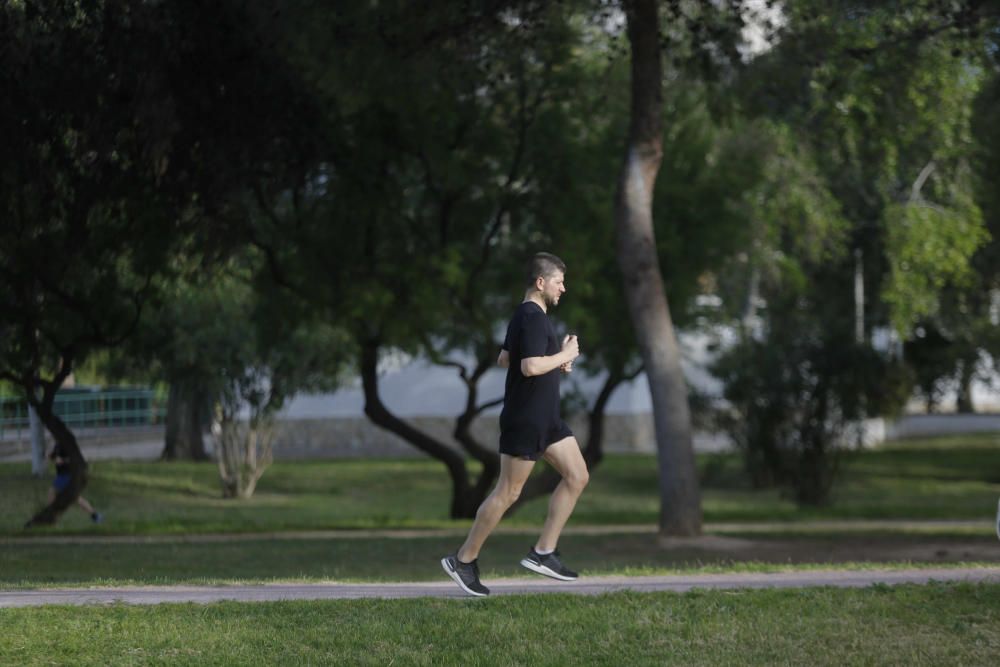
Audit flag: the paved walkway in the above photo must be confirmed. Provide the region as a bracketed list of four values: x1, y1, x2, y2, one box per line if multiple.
[3, 568, 998, 607]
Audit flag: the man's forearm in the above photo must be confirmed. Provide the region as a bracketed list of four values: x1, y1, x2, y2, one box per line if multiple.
[521, 351, 571, 377]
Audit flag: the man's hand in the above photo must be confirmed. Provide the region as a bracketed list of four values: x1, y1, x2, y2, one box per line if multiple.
[561, 334, 580, 362]
[561, 334, 579, 373]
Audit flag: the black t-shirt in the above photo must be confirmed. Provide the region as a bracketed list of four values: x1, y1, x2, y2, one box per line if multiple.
[499, 302, 565, 454]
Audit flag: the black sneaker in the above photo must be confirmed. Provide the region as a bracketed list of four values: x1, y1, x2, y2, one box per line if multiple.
[520, 548, 578, 581]
[441, 554, 490, 597]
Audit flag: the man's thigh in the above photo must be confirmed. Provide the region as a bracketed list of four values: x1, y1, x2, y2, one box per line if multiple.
[499, 452, 536, 488]
[542, 436, 586, 478]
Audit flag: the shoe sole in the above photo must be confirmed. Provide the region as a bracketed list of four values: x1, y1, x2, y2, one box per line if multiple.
[440, 557, 489, 597]
[519, 558, 578, 581]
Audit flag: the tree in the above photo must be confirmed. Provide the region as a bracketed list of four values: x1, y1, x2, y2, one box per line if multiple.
[704, 0, 998, 503]
[614, 0, 704, 536]
[2, 0, 328, 522]
[1, 1, 196, 524]
[213, 269, 350, 498]
[248, 0, 588, 517]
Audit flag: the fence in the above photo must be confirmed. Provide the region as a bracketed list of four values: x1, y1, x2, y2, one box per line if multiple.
[0, 388, 165, 442]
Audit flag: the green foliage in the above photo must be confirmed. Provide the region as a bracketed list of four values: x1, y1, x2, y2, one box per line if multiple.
[713, 326, 915, 505]
[883, 195, 989, 332]
[704, 2, 999, 505]
[113, 263, 352, 416]
[743, 5, 991, 335]
[0, 0, 318, 411]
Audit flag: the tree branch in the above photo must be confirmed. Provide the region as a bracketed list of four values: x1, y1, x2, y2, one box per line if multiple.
[909, 161, 936, 202]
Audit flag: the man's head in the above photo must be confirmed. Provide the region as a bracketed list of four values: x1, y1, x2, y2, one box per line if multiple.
[527, 252, 566, 307]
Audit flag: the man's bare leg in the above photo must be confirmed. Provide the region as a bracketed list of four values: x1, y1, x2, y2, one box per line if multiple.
[77, 496, 95, 514]
[457, 454, 535, 563]
[535, 436, 589, 553]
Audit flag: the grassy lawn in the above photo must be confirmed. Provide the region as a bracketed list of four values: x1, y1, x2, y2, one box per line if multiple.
[2, 436, 998, 666]
[2, 433, 998, 537]
[2, 584, 999, 666]
[4, 529, 997, 589]
[1, 433, 997, 590]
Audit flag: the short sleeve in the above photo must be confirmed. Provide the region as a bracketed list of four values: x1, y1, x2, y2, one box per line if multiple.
[519, 312, 548, 358]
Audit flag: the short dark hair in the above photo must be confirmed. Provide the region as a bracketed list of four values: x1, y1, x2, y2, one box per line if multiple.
[527, 252, 566, 287]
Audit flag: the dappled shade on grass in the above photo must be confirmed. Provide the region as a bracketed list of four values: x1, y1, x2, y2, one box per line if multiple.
[2, 434, 998, 536]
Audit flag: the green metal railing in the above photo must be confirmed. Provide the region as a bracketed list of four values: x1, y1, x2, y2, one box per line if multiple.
[0, 388, 166, 441]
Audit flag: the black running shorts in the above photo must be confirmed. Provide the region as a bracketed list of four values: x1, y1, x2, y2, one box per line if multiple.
[499, 419, 574, 461]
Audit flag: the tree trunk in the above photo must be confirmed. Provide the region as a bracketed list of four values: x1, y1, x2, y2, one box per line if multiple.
[615, 0, 702, 536]
[24, 379, 87, 527]
[359, 336, 486, 518]
[854, 248, 865, 344]
[213, 412, 274, 499]
[162, 379, 209, 460]
[450, 353, 502, 506]
[793, 376, 838, 507]
[956, 356, 976, 414]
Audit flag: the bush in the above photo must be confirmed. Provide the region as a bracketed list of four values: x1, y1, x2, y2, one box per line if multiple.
[712, 325, 911, 506]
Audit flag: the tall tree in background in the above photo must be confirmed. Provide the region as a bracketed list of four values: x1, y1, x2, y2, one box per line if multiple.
[615, 0, 703, 536]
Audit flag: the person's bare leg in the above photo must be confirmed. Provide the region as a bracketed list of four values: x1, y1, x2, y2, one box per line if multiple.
[457, 454, 535, 562]
[76, 496, 95, 514]
[535, 437, 589, 553]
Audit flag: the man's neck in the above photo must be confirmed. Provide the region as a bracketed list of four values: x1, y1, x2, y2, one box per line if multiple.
[524, 290, 547, 313]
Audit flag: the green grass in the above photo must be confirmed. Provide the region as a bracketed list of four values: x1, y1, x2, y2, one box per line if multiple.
[2, 436, 999, 666]
[2, 584, 999, 665]
[4, 529, 998, 589]
[1, 433, 998, 590]
[3, 433, 999, 537]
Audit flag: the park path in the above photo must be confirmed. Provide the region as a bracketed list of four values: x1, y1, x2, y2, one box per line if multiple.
[2, 568, 999, 607]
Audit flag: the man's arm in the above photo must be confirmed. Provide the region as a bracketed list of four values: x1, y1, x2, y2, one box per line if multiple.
[520, 335, 579, 377]
[497, 349, 510, 368]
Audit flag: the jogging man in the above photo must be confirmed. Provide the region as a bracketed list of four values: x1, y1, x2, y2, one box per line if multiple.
[441, 252, 588, 597]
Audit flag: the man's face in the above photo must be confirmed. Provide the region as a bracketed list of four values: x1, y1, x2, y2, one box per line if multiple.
[539, 270, 566, 307]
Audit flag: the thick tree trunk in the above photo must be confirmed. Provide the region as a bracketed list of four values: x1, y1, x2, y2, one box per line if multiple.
[615, 0, 702, 536]
[956, 356, 976, 414]
[24, 376, 87, 527]
[162, 379, 210, 460]
[450, 353, 502, 505]
[359, 336, 488, 518]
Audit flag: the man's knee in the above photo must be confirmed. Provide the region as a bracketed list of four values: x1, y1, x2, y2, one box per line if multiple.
[495, 483, 524, 507]
[565, 467, 589, 493]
